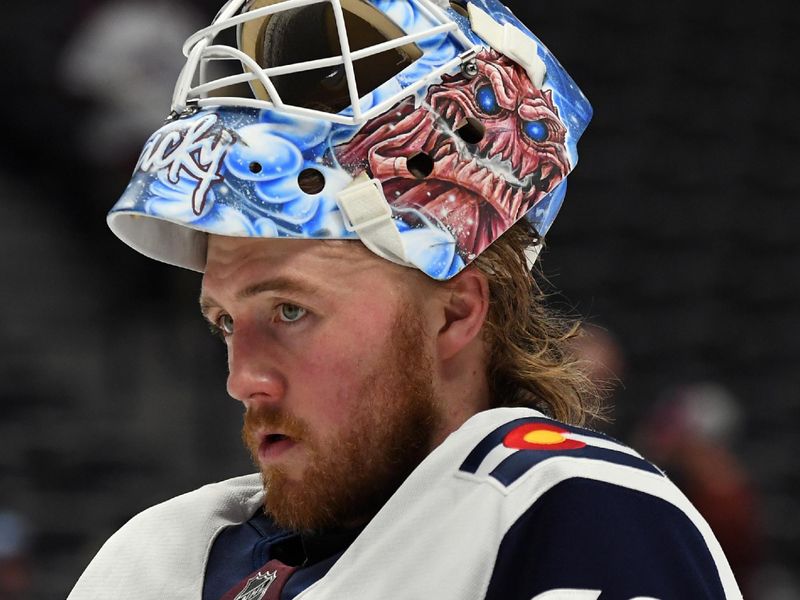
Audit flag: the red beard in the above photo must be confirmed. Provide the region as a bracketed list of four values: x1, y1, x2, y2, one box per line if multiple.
[241, 304, 441, 533]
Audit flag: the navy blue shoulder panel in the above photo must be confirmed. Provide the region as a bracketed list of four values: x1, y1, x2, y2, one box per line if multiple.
[483, 478, 727, 600]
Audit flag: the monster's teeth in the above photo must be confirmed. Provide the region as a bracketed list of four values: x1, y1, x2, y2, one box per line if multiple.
[484, 170, 500, 197]
[514, 179, 527, 205]
[513, 187, 523, 213]
[513, 145, 530, 174]
[433, 142, 452, 162]
[516, 188, 529, 213]
[454, 157, 465, 172]
[539, 163, 554, 182]
[501, 142, 514, 163]
[501, 186, 513, 210]
[451, 161, 462, 180]
[424, 130, 441, 154]
[435, 152, 455, 177]
[490, 133, 509, 162]
[511, 188, 522, 213]
[536, 166, 549, 191]
[446, 103, 463, 127]
[439, 104, 450, 123]
[445, 103, 456, 124]
[455, 159, 472, 182]
[471, 166, 486, 188]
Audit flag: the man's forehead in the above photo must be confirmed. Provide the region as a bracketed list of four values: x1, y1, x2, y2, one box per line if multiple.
[200, 235, 414, 303]
[203, 235, 374, 277]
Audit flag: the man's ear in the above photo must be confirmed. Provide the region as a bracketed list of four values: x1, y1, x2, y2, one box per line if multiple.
[437, 267, 490, 361]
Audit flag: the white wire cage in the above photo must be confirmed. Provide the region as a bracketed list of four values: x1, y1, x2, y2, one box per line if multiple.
[170, 0, 478, 125]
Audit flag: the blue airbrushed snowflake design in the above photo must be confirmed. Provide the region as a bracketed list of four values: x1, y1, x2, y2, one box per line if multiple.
[373, 0, 462, 89]
[129, 108, 351, 238]
[115, 106, 466, 278]
[221, 111, 351, 236]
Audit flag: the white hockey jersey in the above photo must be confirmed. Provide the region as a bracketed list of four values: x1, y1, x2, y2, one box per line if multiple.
[69, 407, 742, 599]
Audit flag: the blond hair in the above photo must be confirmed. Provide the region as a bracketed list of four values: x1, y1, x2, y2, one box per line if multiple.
[473, 219, 601, 426]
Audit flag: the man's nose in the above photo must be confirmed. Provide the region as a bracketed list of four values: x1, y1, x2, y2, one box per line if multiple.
[225, 324, 287, 408]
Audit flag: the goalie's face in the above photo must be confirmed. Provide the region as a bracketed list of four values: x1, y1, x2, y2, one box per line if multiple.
[200, 235, 444, 531]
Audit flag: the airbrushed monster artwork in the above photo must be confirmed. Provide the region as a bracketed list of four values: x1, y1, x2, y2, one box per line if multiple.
[108, 0, 591, 280]
[336, 48, 569, 258]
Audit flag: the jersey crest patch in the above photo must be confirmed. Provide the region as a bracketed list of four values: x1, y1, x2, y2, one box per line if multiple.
[459, 417, 661, 488]
[233, 570, 277, 600]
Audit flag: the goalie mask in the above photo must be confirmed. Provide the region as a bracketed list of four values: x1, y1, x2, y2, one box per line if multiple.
[108, 0, 592, 280]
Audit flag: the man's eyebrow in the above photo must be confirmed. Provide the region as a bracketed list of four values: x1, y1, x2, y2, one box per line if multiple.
[236, 276, 321, 301]
[199, 276, 321, 316]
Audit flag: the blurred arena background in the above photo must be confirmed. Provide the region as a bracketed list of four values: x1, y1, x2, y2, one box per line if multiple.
[1, 1, 798, 598]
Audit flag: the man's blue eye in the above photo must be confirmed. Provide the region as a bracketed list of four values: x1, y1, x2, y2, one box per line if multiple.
[216, 314, 234, 336]
[476, 85, 500, 115]
[524, 120, 549, 142]
[278, 304, 307, 323]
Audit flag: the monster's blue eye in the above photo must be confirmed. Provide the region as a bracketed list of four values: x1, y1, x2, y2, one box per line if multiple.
[524, 120, 549, 142]
[476, 85, 500, 115]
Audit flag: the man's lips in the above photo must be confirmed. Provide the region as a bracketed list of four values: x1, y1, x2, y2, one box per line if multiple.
[258, 433, 298, 462]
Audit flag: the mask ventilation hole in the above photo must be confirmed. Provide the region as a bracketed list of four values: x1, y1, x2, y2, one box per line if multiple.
[455, 117, 485, 144]
[407, 152, 434, 179]
[249, 162, 263, 174]
[298, 168, 326, 194]
[449, 1, 469, 18]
